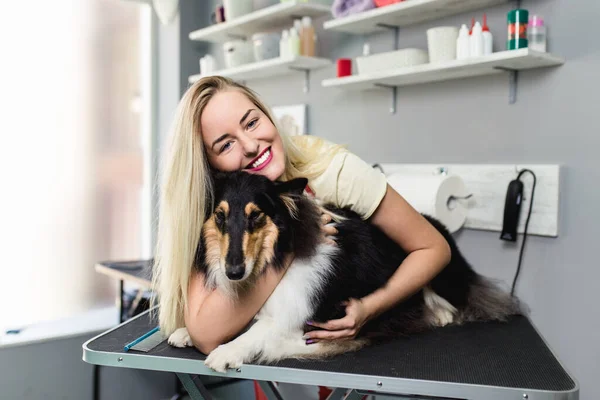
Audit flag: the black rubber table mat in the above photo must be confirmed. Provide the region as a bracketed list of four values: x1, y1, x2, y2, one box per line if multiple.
[87, 311, 575, 391]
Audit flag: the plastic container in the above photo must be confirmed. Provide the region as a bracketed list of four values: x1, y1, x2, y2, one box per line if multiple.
[427, 26, 459, 63]
[456, 24, 470, 60]
[470, 21, 484, 58]
[252, 32, 281, 62]
[223, 40, 254, 69]
[223, 0, 254, 20]
[356, 48, 429, 75]
[279, 30, 289, 59]
[289, 27, 301, 57]
[528, 15, 547, 52]
[337, 58, 352, 77]
[301, 16, 316, 57]
[482, 13, 493, 55]
[294, 19, 303, 55]
[507, 9, 529, 50]
[253, 0, 278, 11]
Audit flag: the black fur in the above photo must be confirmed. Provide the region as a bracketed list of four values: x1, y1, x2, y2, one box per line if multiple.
[198, 171, 522, 339]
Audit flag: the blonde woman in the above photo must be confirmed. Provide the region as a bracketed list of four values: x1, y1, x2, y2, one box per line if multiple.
[153, 76, 451, 354]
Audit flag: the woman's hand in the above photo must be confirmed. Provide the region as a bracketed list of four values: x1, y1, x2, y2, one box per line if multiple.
[320, 211, 338, 246]
[303, 298, 370, 344]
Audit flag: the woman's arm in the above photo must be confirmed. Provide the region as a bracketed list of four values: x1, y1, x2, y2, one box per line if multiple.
[184, 255, 292, 354]
[305, 184, 451, 340]
[362, 184, 451, 318]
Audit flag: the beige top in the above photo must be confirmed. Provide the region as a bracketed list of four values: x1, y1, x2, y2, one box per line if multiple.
[293, 136, 388, 220]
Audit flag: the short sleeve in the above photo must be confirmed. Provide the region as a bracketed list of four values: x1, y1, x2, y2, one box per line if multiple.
[308, 151, 388, 220]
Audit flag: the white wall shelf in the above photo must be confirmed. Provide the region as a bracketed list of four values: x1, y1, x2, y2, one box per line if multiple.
[322, 48, 563, 91]
[189, 1, 331, 43]
[189, 56, 332, 92]
[323, 0, 508, 34]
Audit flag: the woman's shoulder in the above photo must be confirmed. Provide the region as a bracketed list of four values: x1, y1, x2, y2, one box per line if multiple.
[289, 134, 341, 153]
[302, 139, 388, 220]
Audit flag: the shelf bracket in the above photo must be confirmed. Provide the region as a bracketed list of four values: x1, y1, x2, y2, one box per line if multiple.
[375, 23, 400, 50]
[289, 67, 311, 93]
[374, 83, 397, 114]
[494, 66, 519, 104]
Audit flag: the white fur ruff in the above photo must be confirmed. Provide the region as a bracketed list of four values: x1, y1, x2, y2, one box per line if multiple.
[170, 243, 340, 372]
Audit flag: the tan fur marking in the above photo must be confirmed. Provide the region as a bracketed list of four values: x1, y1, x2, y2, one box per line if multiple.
[280, 195, 299, 219]
[202, 203, 229, 280]
[218, 201, 229, 215]
[244, 202, 259, 216]
[241, 202, 279, 278]
[307, 339, 370, 359]
[254, 217, 278, 275]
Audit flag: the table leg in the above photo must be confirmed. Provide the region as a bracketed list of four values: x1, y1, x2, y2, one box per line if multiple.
[119, 279, 124, 323]
[344, 390, 366, 400]
[257, 381, 285, 400]
[326, 388, 350, 400]
[176, 373, 214, 400]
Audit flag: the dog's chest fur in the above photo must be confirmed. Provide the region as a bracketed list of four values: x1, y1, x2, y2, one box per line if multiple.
[257, 243, 339, 332]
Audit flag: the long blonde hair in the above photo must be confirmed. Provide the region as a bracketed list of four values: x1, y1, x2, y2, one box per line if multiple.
[152, 76, 344, 335]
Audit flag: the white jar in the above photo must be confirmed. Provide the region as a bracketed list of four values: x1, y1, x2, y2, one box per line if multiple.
[223, 40, 253, 69]
[252, 32, 281, 62]
[427, 26, 459, 63]
[223, 0, 253, 21]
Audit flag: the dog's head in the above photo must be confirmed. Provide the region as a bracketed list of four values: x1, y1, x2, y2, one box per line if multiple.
[202, 171, 307, 284]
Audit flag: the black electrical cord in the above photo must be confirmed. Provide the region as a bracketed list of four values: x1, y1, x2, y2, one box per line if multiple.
[510, 168, 537, 296]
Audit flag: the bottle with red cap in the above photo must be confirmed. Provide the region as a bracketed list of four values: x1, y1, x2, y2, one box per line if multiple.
[482, 13, 493, 55]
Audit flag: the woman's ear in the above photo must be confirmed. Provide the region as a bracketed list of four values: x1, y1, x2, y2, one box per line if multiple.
[274, 178, 308, 197]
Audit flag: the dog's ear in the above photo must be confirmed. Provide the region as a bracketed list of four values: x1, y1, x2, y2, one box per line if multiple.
[257, 192, 277, 215]
[274, 178, 308, 197]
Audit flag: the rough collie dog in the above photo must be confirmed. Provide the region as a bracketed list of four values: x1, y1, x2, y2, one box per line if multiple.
[169, 171, 522, 373]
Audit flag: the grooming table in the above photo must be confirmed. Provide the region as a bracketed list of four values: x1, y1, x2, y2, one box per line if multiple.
[82, 308, 578, 400]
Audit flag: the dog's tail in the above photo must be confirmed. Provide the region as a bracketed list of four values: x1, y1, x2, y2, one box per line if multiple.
[460, 276, 525, 323]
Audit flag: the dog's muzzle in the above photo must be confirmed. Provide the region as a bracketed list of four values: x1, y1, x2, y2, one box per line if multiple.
[225, 264, 245, 281]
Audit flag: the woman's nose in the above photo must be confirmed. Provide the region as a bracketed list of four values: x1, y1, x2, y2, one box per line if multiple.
[239, 133, 259, 157]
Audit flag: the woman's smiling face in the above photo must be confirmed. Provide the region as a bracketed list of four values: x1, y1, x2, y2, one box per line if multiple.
[200, 90, 285, 182]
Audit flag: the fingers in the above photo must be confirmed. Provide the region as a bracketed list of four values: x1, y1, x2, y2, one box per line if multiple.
[322, 224, 338, 237]
[308, 316, 354, 331]
[305, 329, 356, 341]
[321, 213, 332, 225]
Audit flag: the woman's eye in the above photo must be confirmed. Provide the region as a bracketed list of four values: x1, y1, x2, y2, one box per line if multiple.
[220, 141, 233, 153]
[247, 118, 258, 129]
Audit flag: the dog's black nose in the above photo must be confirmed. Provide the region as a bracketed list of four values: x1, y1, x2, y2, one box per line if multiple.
[226, 264, 245, 280]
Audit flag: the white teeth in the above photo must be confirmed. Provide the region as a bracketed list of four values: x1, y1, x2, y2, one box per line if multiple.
[252, 149, 270, 168]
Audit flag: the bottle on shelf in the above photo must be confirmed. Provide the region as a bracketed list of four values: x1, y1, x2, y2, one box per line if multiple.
[482, 13, 493, 55]
[289, 27, 301, 57]
[528, 15, 547, 52]
[301, 16, 316, 57]
[294, 19, 303, 55]
[470, 21, 484, 58]
[279, 29, 289, 59]
[456, 24, 470, 60]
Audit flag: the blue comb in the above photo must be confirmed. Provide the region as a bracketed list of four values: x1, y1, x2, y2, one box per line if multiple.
[124, 326, 164, 352]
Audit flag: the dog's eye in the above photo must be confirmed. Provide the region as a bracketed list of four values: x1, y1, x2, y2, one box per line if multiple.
[247, 210, 264, 230]
[214, 211, 226, 227]
[248, 210, 262, 222]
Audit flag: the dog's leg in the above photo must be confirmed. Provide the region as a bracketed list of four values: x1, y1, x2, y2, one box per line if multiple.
[204, 318, 369, 372]
[423, 286, 457, 327]
[204, 317, 277, 373]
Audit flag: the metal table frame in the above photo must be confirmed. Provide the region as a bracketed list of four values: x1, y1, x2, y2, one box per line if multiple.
[82, 309, 579, 400]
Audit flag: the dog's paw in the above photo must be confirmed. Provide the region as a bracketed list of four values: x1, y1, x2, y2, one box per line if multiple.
[204, 343, 245, 373]
[168, 327, 193, 348]
[432, 308, 455, 327]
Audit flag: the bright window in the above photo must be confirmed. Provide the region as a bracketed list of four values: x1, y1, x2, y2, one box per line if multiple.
[0, 0, 153, 332]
